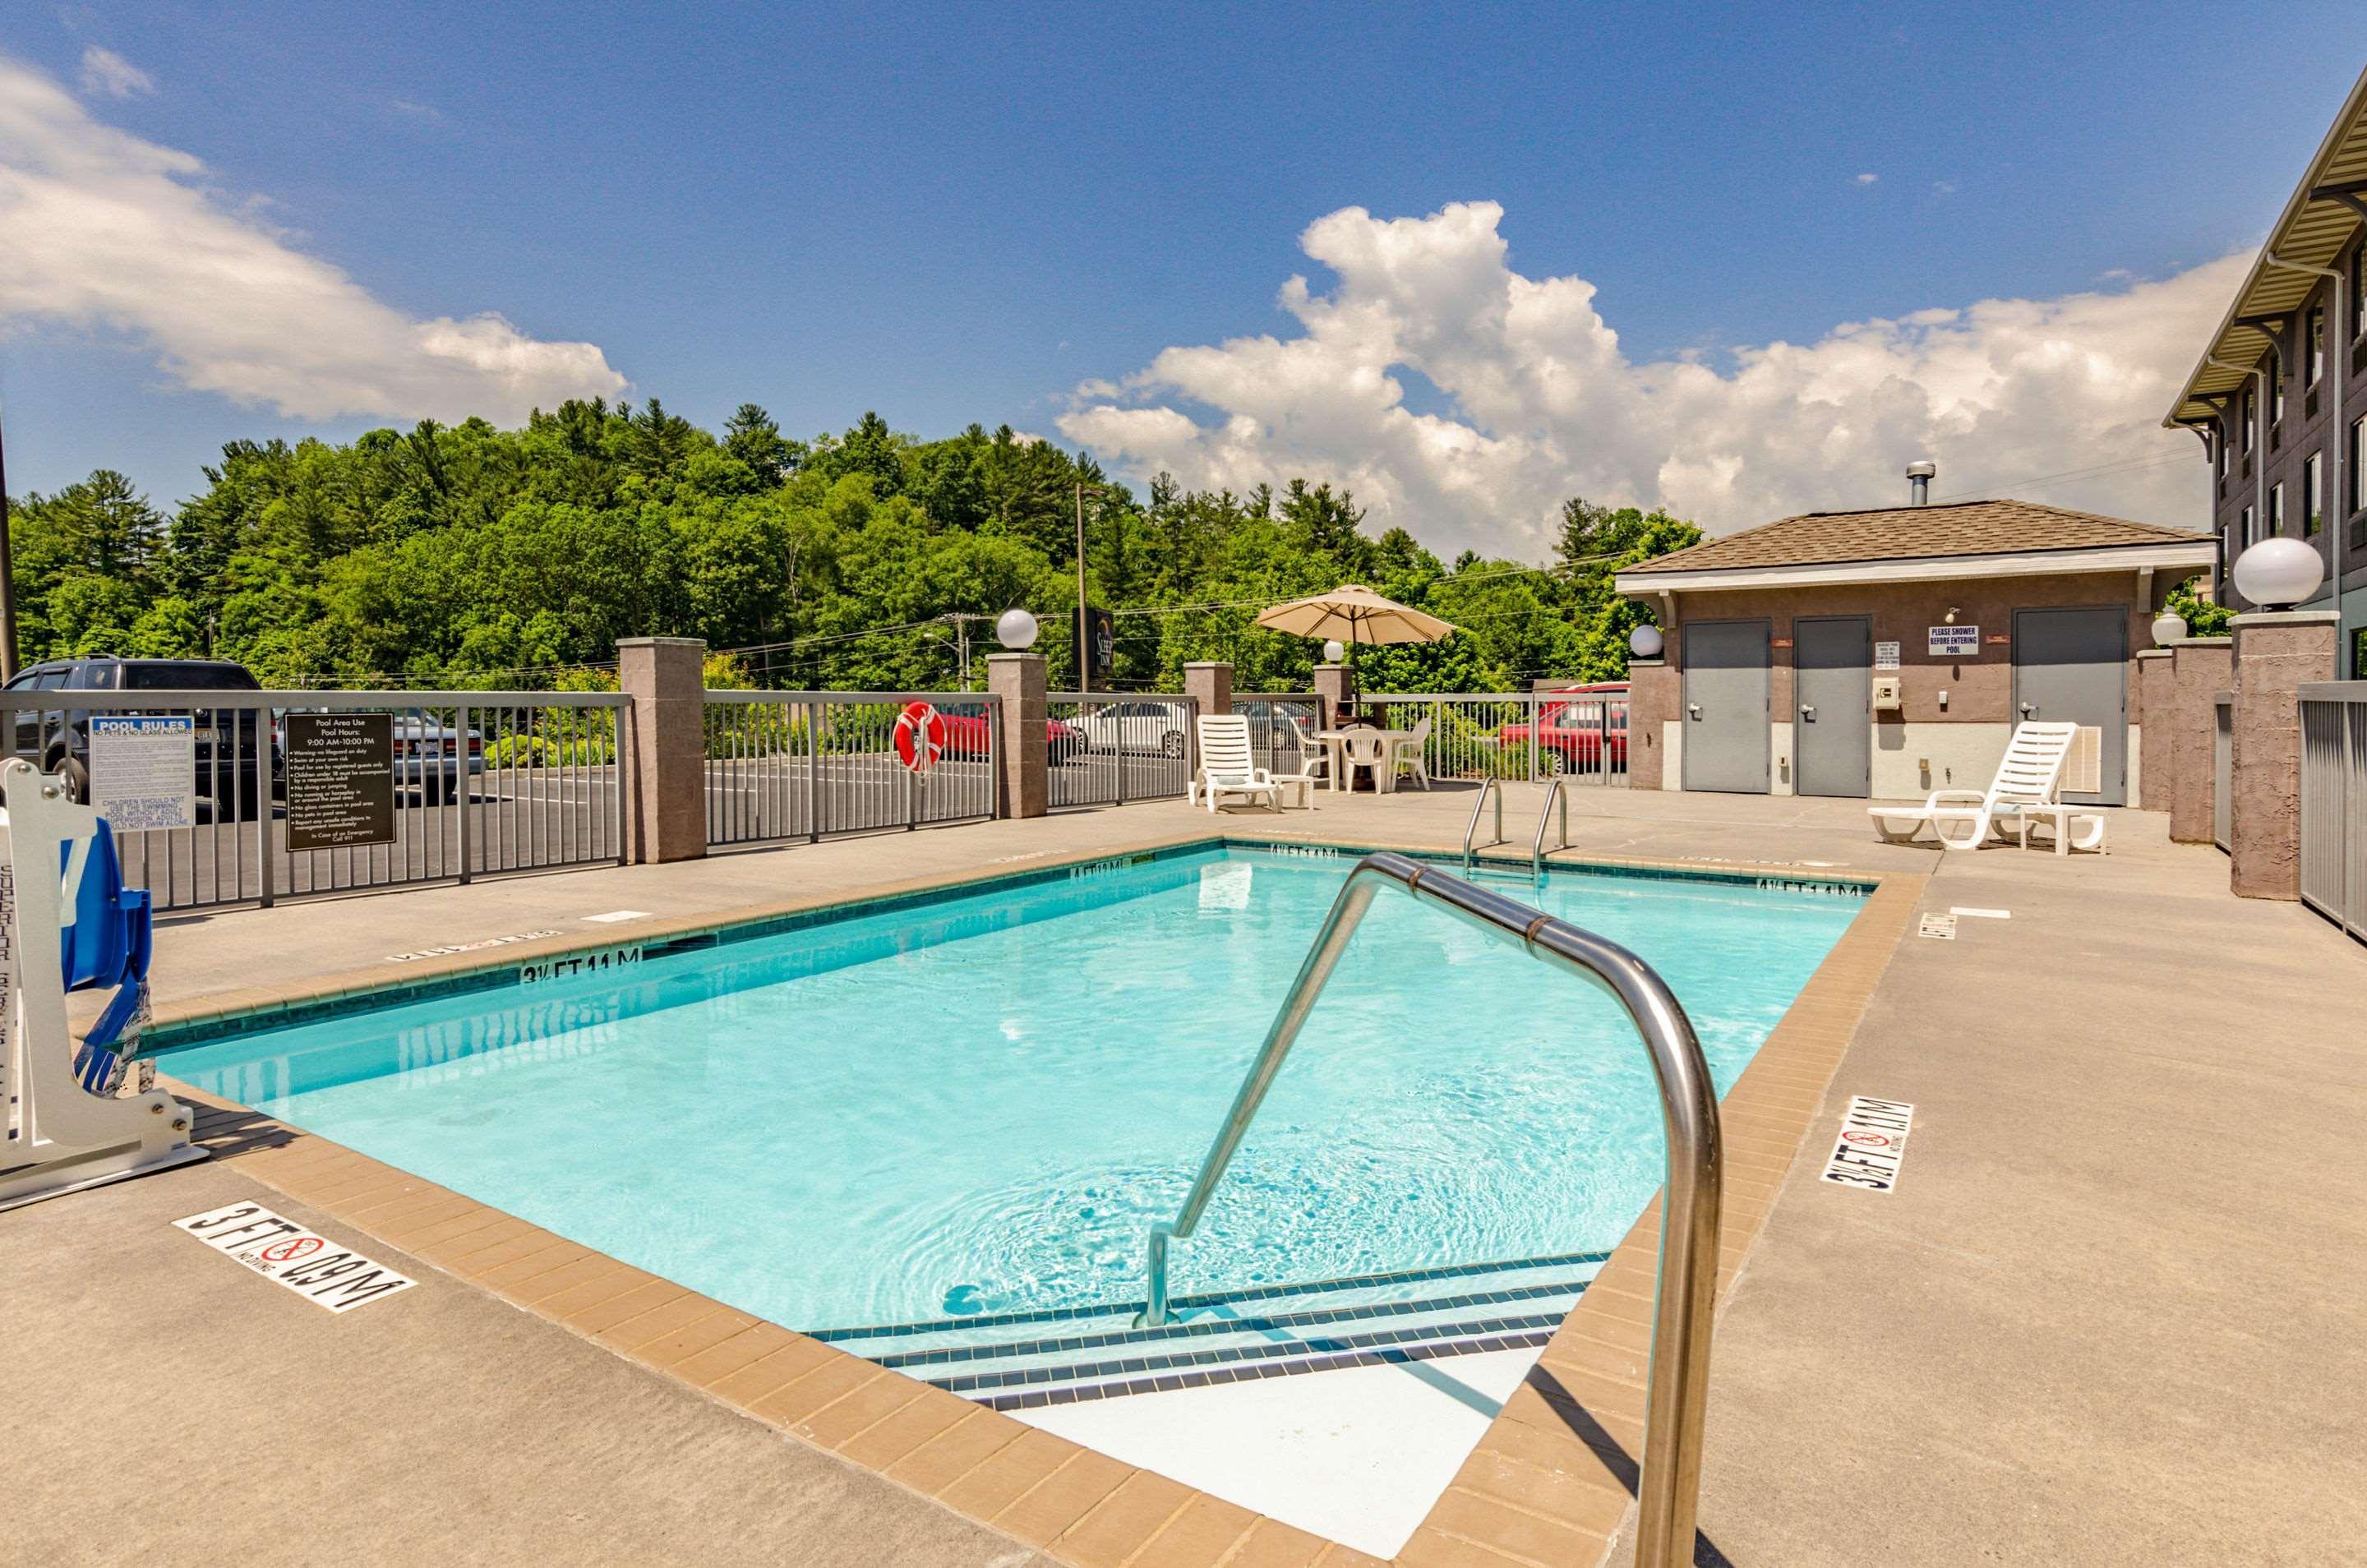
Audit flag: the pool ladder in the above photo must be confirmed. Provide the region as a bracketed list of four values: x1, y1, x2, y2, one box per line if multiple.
[1132, 852, 1724, 1568]
[1460, 777, 1507, 874]
[1462, 777, 1576, 881]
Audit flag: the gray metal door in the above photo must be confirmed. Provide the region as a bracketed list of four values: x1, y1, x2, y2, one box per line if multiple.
[1793, 616, 1871, 798]
[2012, 606, 2127, 806]
[1682, 620, 1770, 793]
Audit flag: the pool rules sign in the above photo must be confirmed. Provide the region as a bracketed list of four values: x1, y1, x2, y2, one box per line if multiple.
[285, 713, 397, 852]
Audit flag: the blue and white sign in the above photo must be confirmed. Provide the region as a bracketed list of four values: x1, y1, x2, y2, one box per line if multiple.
[1927, 625, 1981, 657]
[89, 715, 195, 831]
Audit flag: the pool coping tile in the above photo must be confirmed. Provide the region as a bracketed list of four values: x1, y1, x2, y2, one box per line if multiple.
[152, 837, 1923, 1568]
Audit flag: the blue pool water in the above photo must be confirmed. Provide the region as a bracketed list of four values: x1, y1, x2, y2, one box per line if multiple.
[160, 847, 1860, 1329]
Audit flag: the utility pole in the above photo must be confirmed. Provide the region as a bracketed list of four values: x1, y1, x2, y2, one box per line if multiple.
[0, 403, 16, 680]
[1075, 482, 1105, 691]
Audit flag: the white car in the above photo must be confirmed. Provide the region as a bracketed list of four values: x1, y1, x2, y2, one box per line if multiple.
[1069, 699, 1191, 758]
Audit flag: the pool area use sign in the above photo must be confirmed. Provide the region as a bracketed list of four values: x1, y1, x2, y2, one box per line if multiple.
[285, 712, 397, 852]
[1928, 625, 1981, 657]
[1874, 641, 1901, 671]
[174, 1202, 418, 1312]
[1819, 1096, 1916, 1192]
[89, 715, 196, 831]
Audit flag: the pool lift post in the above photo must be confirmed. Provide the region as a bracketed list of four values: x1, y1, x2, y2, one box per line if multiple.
[1135, 852, 1723, 1568]
[0, 759, 205, 1212]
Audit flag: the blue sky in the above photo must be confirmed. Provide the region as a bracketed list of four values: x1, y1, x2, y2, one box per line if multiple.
[2, 2, 2360, 543]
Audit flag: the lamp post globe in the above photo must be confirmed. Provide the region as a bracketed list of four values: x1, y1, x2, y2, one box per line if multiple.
[1629, 625, 1664, 658]
[1322, 639, 1345, 664]
[2231, 537, 2325, 609]
[2150, 610, 2187, 646]
[995, 607, 1040, 650]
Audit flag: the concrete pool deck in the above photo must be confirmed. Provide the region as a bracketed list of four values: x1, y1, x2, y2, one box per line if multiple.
[11, 784, 2363, 1565]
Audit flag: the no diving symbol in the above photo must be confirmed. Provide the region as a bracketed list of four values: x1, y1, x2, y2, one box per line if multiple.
[259, 1236, 325, 1265]
[1839, 1130, 1893, 1148]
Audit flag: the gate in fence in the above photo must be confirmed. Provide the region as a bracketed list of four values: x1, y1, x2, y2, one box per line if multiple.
[2298, 682, 2367, 942]
[1047, 694, 1197, 809]
[1360, 690, 1631, 786]
[702, 691, 1000, 847]
[0, 687, 630, 914]
[2212, 692, 2234, 853]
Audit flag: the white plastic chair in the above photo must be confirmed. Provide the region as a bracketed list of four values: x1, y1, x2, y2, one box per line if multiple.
[1285, 715, 1331, 789]
[1189, 715, 1284, 813]
[1340, 731, 1390, 793]
[1389, 713, 1433, 791]
[1867, 721, 2080, 851]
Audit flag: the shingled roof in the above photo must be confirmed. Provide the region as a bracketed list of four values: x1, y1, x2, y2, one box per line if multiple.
[1622, 499, 2208, 576]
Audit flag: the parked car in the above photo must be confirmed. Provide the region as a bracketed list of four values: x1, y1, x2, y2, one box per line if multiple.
[2, 656, 277, 816]
[1495, 682, 1631, 773]
[934, 702, 1087, 764]
[1068, 699, 1190, 759]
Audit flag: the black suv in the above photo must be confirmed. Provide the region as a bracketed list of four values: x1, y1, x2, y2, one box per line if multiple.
[3, 657, 276, 817]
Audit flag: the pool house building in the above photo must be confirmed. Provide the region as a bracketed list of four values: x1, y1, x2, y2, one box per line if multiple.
[1613, 488, 2216, 804]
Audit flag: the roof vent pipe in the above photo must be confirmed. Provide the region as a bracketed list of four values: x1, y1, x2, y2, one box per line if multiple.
[1906, 459, 1936, 505]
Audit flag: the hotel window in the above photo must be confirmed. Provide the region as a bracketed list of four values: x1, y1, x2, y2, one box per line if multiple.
[2351, 414, 2366, 514]
[2272, 363, 2286, 426]
[2241, 504, 2256, 546]
[2242, 388, 2255, 451]
[2304, 451, 2323, 535]
[2216, 426, 2228, 477]
[2269, 480, 2286, 537]
[2308, 306, 2325, 385]
[2355, 250, 2367, 339]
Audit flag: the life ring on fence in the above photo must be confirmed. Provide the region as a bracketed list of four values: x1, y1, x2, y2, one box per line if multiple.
[893, 701, 946, 774]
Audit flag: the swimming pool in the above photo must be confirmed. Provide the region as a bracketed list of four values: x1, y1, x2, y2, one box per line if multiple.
[159, 846, 1862, 1334]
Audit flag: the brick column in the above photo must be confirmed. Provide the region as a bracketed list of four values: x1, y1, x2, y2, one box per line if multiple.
[987, 653, 1047, 819]
[2134, 648, 2171, 811]
[1312, 662, 1351, 728]
[2166, 638, 2233, 843]
[1626, 657, 1675, 790]
[1182, 662, 1232, 717]
[616, 635, 707, 864]
[2227, 611, 2339, 898]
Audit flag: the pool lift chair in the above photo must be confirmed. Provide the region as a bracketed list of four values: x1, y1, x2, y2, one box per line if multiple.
[0, 759, 205, 1213]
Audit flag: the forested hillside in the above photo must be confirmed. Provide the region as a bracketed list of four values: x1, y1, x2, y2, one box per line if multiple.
[2, 402, 1700, 692]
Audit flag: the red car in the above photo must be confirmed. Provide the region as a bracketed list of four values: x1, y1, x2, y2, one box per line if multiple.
[1496, 682, 1630, 772]
[934, 702, 1086, 764]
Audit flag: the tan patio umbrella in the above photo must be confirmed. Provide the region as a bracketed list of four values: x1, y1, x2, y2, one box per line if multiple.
[1253, 584, 1456, 704]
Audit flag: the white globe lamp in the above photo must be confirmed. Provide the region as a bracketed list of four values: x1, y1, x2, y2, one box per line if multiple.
[1629, 624, 1664, 659]
[995, 607, 1040, 650]
[2231, 537, 2324, 610]
[2150, 609, 2187, 646]
[1322, 639, 1345, 664]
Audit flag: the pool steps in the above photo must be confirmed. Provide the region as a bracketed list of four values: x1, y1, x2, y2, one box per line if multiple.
[810, 1252, 1603, 1412]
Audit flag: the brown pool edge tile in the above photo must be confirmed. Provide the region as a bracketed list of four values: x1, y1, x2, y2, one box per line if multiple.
[152, 846, 1924, 1568]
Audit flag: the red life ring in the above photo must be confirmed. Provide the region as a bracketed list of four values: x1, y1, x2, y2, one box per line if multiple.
[893, 701, 946, 774]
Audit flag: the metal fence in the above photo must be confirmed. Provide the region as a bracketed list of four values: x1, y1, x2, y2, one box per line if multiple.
[0, 687, 629, 914]
[2299, 683, 2366, 942]
[1234, 694, 1324, 775]
[703, 691, 999, 847]
[1359, 691, 1631, 786]
[1047, 694, 1197, 809]
[2212, 691, 2234, 853]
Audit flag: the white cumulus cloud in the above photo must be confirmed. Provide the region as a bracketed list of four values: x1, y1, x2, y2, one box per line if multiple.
[76, 46, 151, 99]
[1059, 200, 2234, 556]
[0, 52, 625, 422]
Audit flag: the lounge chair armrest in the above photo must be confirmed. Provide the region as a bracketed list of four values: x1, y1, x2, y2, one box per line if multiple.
[1922, 790, 1986, 808]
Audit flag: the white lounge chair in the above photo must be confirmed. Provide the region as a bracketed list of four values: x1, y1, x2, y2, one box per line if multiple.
[1389, 713, 1433, 791]
[1867, 721, 2080, 852]
[1190, 715, 1284, 813]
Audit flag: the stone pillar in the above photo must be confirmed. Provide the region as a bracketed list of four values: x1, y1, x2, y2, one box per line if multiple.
[616, 635, 708, 865]
[1312, 662, 1351, 728]
[2134, 648, 2172, 811]
[1182, 662, 1232, 717]
[2167, 638, 2233, 843]
[987, 653, 1047, 819]
[2227, 611, 2340, 898]
[1626, 658, 1675, 790]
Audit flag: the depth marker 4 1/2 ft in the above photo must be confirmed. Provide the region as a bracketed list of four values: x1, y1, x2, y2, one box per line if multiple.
[1819, 1096, 1916, 1192]
[175, 1202, 418, 1312]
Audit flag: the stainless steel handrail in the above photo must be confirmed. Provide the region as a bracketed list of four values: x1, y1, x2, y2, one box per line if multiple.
[1133, 852, 1723, 1568]
[1533, 774, 1571, 879]
[1462, 777, 1506, 872]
